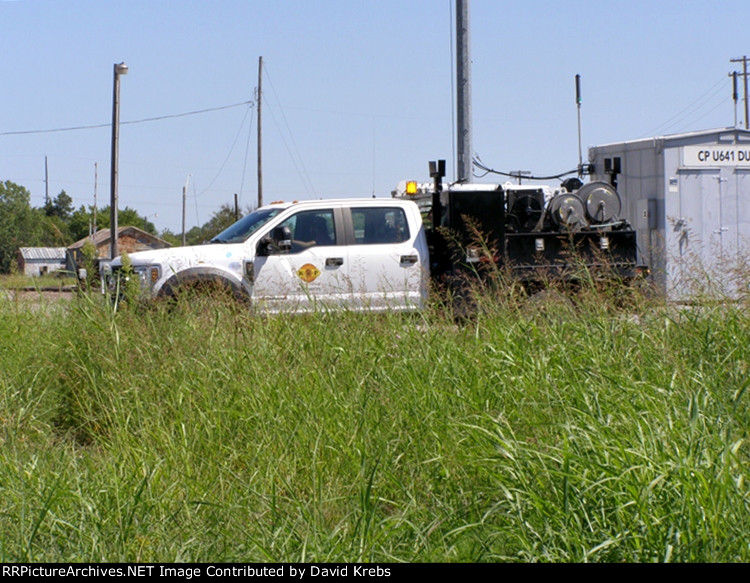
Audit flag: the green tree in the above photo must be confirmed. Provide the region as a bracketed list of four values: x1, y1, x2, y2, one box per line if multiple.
[185, 203, 242, 245]
[38, 212, 71, 247]
[43, 190, 74, 221]
[68, 205, 157, 243]
[117, 206, 157, 235]
[37, 190, 75, 244]
[158, 228, 181, 247]
[0, 180, 46, 273]
[68, 205, 96, 243]
[184, 225, 205, 246]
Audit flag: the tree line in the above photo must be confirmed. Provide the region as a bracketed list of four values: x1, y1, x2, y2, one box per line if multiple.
[0, 180, 244, 274]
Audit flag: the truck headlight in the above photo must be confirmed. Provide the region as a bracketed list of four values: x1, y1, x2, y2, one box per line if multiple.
[133, 266, 161, 289]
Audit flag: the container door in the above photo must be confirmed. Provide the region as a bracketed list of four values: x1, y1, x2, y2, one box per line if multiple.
[675, 169, 727, 295]
[733, 169, 750, 255]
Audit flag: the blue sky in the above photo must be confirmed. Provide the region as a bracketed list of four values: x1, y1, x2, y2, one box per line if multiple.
[1, 0, 748, 234]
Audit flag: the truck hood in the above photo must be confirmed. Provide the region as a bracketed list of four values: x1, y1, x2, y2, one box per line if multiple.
[109, 243, 246, 269]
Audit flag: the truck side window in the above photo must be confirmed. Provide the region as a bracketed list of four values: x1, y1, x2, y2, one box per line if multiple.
[276, 209, 336, 254]
[352, 208, 410, 245]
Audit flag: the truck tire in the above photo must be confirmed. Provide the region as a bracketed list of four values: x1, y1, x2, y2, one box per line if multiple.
[450, 279, 478, 321]
[159, 269, 250, 308]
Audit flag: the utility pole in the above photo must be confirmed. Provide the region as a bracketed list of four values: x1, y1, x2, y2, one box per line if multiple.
[511, 170, 531, 185]
[576, 74, 583, 177]
[730, 56, 749, 129]
[456, 0, 472, 183]
[110, 62, 128, 259]
[182, 174, 190, 246]
[93, 162, 98, 235]
[44, 156, 49, 205]
[257, 56, 263, 208]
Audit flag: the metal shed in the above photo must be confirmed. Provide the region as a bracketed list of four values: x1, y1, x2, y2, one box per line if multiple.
[17, 247, 68, 277]
[588, 128, 750, 300]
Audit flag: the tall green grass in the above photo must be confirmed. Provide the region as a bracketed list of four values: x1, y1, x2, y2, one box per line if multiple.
[0, 286, 747, 562]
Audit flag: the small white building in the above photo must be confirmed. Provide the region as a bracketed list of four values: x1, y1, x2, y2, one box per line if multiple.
[17, 247, 68, 277]
[588, 128, 750, 300]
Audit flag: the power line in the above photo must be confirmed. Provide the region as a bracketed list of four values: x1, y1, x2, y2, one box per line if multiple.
[238, 104, 256, 208]
[192, 102, 255, 198]
[637, 75, 727, 138]
[262, 62, 317, 198]
[0, 100, 253, 137]
[473, 155, 578, 182]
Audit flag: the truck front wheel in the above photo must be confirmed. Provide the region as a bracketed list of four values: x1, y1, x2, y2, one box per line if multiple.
[159, 273, 250, 310]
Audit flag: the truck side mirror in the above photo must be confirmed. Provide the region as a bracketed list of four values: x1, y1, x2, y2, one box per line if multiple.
[272, 226, 292, 252]
[258, 226, 292, 255]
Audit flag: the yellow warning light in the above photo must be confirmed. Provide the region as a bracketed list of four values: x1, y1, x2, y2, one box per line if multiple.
[405, 181, 418, 195]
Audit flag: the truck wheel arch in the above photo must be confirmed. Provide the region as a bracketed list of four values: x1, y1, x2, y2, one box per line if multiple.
[158, 267, 250, 304]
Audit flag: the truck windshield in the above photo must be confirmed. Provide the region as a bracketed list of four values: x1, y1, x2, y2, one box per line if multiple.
[209, 208, 283, 244]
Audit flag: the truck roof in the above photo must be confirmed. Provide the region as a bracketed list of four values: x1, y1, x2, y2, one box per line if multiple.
[258, 197, 419, 211]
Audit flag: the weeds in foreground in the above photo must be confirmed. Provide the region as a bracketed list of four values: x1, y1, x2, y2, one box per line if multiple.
[0, 283, 747, 562]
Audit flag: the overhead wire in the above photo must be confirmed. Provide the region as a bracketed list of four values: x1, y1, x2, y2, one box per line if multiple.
[637, 75, 728, 138]
[262, 62, 317, 198]
[0, 100, 253, 136]
[238, 103, 256, 209]
[684, 96, 732, 129]
[473, 155, 578, 182]
[192, 101, 255, 198]
[474, 74, 733, 183]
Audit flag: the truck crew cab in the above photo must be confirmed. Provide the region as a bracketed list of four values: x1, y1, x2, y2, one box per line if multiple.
[102, 199, 429, 312]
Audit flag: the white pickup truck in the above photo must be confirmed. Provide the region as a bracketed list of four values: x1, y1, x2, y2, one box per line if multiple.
[102, 199, 429, 312]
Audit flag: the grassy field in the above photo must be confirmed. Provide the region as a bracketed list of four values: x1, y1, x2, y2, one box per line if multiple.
[0, 284, 748, 562]
[0, 273, 76, 290]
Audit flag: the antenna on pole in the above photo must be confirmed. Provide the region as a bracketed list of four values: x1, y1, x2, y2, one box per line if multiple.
[731, 70, 739, 128]
[730, 56, 749, 129]
[576, 74, 583, 177]
[733, 71, 739, 128]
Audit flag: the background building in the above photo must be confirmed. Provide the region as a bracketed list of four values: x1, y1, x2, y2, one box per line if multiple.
[67, 226, 172, 268]
[589, 128, 750, 300]
[16, 247, 68, 277]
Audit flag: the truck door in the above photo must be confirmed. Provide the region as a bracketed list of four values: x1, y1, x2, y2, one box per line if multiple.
[252, 208, 349, 312]
[347, 206, 426, 310]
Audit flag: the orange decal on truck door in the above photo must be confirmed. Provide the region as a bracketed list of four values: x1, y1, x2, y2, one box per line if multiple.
[297, 263, 321, 283]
